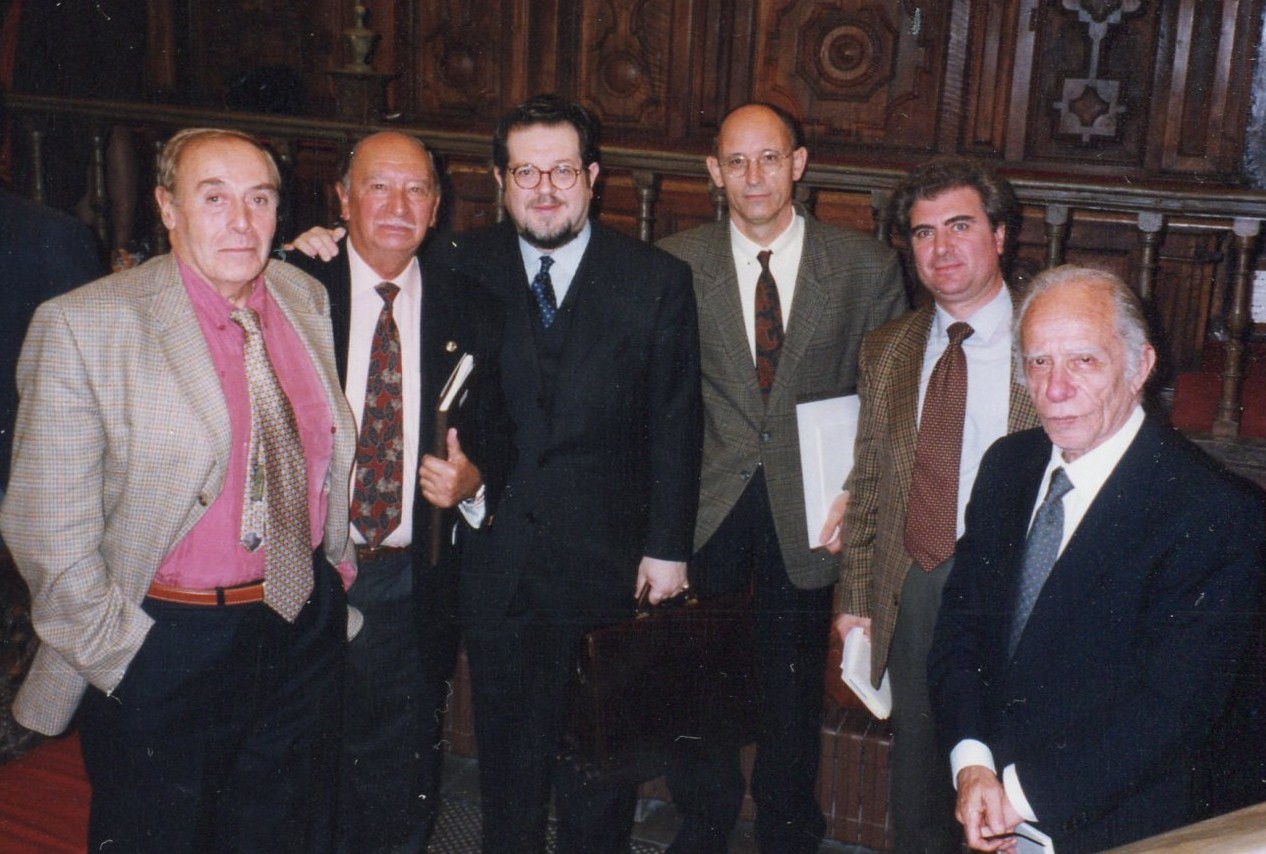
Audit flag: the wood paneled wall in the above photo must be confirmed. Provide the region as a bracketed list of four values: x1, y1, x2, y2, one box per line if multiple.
[156, 1, 1264, 183]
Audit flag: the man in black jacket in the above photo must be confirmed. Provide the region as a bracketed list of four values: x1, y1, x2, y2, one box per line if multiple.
[287, 130, 504, 853]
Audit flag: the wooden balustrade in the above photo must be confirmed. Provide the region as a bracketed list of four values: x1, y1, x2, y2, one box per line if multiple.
[7, 92, 1266, 441]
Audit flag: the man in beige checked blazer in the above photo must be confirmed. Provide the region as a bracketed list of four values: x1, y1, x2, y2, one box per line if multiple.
[657, 103, 907, 853]
[835, 157, 1039, 853]
[0, 128, 357, 852]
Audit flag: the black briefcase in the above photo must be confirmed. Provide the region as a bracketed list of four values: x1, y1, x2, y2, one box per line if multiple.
[560, 587, 760, 783]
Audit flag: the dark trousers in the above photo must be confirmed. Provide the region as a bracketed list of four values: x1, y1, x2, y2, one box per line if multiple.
[464, 566, 637, 854]
[337, 548, 451, 854]
[79, 553, 347, 854]
[668, 470, 832, 854]
[889, 559, 961, 854]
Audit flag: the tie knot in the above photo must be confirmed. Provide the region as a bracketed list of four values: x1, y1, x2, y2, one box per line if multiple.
[376, 282, 400, 305]
[757, 250, 772, 272]
[538, 256, 554, 275]
[230, 307, 261, 335]
[1046, 467, 1074, 503]
[947, 321, 974, 347]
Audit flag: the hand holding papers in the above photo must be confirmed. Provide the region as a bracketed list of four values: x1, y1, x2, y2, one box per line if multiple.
[796, 394, 860, 548]
[840, 625, 892, 719]
[429, 354, 474, 566]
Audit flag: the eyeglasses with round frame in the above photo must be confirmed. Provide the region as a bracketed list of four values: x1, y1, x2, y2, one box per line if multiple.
[719, 150, 794, 178]
[506, 163, 585, 190]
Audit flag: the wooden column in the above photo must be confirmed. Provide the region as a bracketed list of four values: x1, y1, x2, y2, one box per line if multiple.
[1212, 217, 1261, 439]
[871, 189, 891, 244]
[711, 183, 726, 223]
[88, 127, 109, 251]
[1135, 212, 1165, 300]
[151, 138, 169, 256]
[633, 170, 660, 244]
[1044, 204, 1069, 269]
[26, 126, 45, 205]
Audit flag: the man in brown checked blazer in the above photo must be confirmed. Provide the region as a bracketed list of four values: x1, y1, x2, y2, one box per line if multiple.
[0, 128, 357, 852]
[835, 157, 1039, 853]
[657, 103, 907, 853]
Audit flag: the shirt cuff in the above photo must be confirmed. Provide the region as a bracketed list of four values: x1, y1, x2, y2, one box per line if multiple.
[1002, 763, 1038, 822]
[950, 739, 996, 787]
[458, 483, 486, 528]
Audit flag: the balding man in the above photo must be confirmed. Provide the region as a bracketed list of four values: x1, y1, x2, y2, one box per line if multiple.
[930, 265, 1265, 851]
[657, 102, 906, 853]
[286, 130, 504, 852]
[1, 128, 357, 852]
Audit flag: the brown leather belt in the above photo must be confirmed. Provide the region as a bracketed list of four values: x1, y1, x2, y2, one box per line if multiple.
[146, 579, 266, 606]
[355, 544, 411, 562]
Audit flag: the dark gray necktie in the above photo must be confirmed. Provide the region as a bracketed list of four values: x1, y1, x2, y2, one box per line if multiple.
[1008, 467, 1074, 657]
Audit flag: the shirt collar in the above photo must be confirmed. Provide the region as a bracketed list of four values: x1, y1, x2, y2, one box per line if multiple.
[177, 256, 268, 322]
[932, 283, 1012, 348]
[346, 239, 420, 299]
[1052, 404, 1146, 495]
[518, 219, 592, 279]
[728, 211, 804, 261]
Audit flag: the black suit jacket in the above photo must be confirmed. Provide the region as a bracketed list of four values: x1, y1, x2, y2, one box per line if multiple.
[434, 220, 702, 627]
[0, 189, 104, 487]
[930, 415, 1265, 852]
[287, 240, 507, 671]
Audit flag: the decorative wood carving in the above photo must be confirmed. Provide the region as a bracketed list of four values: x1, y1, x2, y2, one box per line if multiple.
[751, 0, 947, 155]
[413, 0, 517, 123]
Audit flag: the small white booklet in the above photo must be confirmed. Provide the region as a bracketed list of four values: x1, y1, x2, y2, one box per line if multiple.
[841, 626, 892, 719]
[1010, 822, 1054, 853]
[796, 394, 860, 548]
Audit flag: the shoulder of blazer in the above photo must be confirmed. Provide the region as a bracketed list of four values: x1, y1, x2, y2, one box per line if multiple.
[800, 209, 897, 267]
[265, 258, 330, 314]
[862, 304, 933, 363]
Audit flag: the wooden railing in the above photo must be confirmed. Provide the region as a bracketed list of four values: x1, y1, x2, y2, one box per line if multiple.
[7, 93, 1266, 442]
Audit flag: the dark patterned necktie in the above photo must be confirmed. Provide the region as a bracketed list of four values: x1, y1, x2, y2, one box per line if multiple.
[231, 307, 312, 622]
[1008, 467, 1074, 656]
[904, 321, 975, 571]
[530, 255, 558, 327]
[754, 249, 784, 400]
[351, 283, 404, 548]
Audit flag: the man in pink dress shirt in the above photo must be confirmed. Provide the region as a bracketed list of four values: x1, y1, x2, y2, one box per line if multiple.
[0, 128, 357, 853]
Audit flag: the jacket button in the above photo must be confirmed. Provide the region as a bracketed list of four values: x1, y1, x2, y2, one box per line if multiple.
[198, 494, 209, 506]
[760, 431, 772, 443]
[740, 470, 751, 481]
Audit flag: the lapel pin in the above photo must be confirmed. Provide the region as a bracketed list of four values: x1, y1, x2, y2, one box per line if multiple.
[445, 340, 458, 353]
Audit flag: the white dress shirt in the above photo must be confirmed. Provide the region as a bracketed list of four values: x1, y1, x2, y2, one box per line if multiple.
[728, 213, 806, 362]
[918, 284, 1014, 538]
[344, 241, 423, 547]
[950, 405, 1147, 823]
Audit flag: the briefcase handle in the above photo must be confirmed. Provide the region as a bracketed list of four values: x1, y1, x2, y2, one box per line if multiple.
[634, 583, 698, 619]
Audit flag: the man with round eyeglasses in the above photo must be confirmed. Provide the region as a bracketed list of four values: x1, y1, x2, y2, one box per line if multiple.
[656, 102, 907, 853]
[434, 94, 703, 854]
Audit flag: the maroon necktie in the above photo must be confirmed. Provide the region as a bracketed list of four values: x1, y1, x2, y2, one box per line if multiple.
[904, 322, 974, 571]
[754, 250, 784, 400]
[351, 283, 404, 548]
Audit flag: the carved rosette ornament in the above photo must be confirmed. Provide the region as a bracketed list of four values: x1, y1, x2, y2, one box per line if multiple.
[1053, 0, 1144, 143]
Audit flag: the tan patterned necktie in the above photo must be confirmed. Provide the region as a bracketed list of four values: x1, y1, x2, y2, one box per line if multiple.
[904, 321, 974, 572]
[231, 307, 312, 622]
[754, 249, 784, 401]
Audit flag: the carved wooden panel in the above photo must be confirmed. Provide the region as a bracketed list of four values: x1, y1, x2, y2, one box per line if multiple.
[576, 0, 700, 142]
[749, 0, 949, 157]
[1019, 0, 1158, 171]
[411, 0, 529, 126]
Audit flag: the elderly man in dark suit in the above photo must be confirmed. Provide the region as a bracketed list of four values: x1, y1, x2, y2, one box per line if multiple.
[930, 265, 1265, 852]
[285, 130, 504, 852]
[433, 95, 702, 854]
[655, 102, 906, 853]
[1, 128, 357, 852]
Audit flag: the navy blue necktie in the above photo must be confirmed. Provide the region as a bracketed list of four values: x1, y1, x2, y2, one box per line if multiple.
[530, 255, 558, 328]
